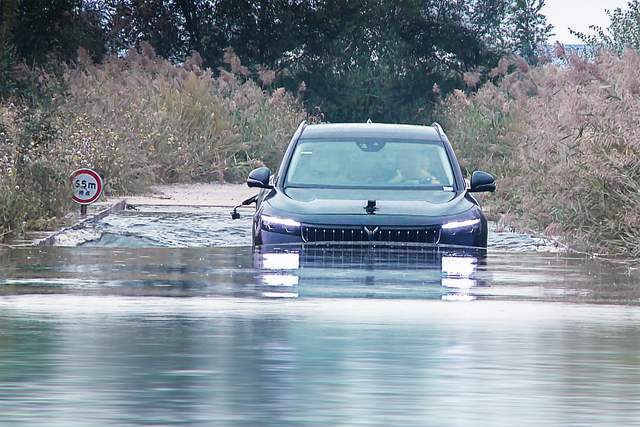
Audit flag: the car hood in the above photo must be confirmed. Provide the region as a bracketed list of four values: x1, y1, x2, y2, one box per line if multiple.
[264, 187, 475, 220]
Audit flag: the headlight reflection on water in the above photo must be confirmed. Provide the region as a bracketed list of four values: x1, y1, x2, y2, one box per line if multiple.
[260, 252, 300, 270]
[260, 291, 300, 298]
[441, 278, 476, 289]
[441, 255, 479, 301]
[441, 256, 477, 278]
[256, 248, 484, 301]
[259, 253, 301, 298]
[262, 274, 299, 287]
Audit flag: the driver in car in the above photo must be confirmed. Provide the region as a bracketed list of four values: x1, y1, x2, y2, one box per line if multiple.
[389, 155, 441, 185]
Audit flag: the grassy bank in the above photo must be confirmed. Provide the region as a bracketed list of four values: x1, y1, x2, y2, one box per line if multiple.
[440, 49, 640, 257]
[0, 45, 305, 238]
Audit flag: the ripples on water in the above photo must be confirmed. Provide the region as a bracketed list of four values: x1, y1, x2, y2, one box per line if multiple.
[1, 207, 640, 426]
[44, 206, 561, 251]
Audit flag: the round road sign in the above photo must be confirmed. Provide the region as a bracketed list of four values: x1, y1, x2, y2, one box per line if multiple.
[71, 168, 103, 205]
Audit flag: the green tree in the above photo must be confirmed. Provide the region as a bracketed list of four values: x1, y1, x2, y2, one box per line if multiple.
[571, 0, 640, 54]
[9, 0, 106, 64]
[196, 0, 310, 69]
[507, 0, 553, 63]
[104, 0, 187, 60]
[0, 0, 18, 97]
[283, 0, 511, 122]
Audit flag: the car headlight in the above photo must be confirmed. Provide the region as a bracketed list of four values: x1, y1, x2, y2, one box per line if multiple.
[441, 218, 481, 231]
[260, 215, 301, 235]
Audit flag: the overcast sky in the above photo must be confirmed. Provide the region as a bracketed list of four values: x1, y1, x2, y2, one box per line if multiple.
[543, 0, 629, 44]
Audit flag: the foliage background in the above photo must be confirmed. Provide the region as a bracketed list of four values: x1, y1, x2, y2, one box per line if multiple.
[6, 0, 640, 257]
[1, 0, 552, 122]
[0, 45, 304, 236]
[0, 0, 552, 239]
[439, 47, 640, 256]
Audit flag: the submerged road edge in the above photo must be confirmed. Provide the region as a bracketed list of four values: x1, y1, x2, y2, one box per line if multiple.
[36, 199, 128, 247]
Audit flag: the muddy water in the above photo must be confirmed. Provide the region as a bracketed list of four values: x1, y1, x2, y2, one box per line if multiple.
[1, 208, 640, 426]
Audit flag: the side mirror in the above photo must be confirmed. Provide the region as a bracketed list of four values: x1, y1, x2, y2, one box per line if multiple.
[230, 194, 259, 219]
[469, 171, 496, 193]
[247, 167, 272, 189]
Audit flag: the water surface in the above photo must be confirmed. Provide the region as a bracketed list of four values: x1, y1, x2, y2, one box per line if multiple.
[37, 205, 560, 252]
[1, 207, 639, 426]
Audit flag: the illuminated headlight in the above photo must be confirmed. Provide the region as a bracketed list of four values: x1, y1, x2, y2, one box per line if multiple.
[260, 215, 301, 235]
[441, 218, 481, 230]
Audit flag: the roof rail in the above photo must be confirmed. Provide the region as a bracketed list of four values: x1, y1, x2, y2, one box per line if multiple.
[283, 120, 307, 153]
[431, 122, 444, 136]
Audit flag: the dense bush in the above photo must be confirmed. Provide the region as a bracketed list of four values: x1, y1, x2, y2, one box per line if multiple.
[0, 45, 305, 238]
[0, 102, 70, 236]
[440, 49, 640, 256]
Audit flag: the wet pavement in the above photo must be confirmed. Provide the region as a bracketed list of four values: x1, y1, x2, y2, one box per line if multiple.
[1, 206, 639, 426]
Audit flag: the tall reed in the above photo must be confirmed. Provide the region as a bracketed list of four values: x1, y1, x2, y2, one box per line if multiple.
[440, 50, 640, 257]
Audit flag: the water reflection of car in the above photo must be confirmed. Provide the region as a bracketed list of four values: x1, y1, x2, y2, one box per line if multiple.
[254, 245, 488, 300]
[243, 122, 496, 247]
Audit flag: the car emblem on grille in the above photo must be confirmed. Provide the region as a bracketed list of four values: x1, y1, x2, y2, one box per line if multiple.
[364, 226, 379, 240]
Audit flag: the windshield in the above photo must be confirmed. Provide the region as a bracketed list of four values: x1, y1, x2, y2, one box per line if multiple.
[285, 138, 455, 189]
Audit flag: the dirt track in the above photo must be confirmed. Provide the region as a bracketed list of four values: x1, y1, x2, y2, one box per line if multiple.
[106, 184, 258, 207]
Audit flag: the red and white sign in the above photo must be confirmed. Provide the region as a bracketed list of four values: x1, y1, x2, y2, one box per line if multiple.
[71, 168, 103, 205]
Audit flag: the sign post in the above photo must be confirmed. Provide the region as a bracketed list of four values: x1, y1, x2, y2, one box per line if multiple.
[70, 168, 103, 216]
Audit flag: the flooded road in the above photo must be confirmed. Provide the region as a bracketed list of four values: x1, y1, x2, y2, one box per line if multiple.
[1, 207, 640, 426]
[37, 205, 560, 251]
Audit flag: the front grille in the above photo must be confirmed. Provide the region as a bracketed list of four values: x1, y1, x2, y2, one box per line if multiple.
[301, 225, 440, 244]
[298, 244, 441, 269]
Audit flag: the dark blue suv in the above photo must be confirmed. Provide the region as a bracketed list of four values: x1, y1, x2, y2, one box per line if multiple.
[243, 122, 496, 248]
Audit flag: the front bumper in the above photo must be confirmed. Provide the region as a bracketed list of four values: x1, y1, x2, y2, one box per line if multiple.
[254, 212, 487, 248]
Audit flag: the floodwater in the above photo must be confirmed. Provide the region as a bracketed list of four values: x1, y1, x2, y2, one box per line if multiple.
[1, 207, 640, 426]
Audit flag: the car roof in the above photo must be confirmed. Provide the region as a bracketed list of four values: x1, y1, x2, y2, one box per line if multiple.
[300, 123, 442, 141]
